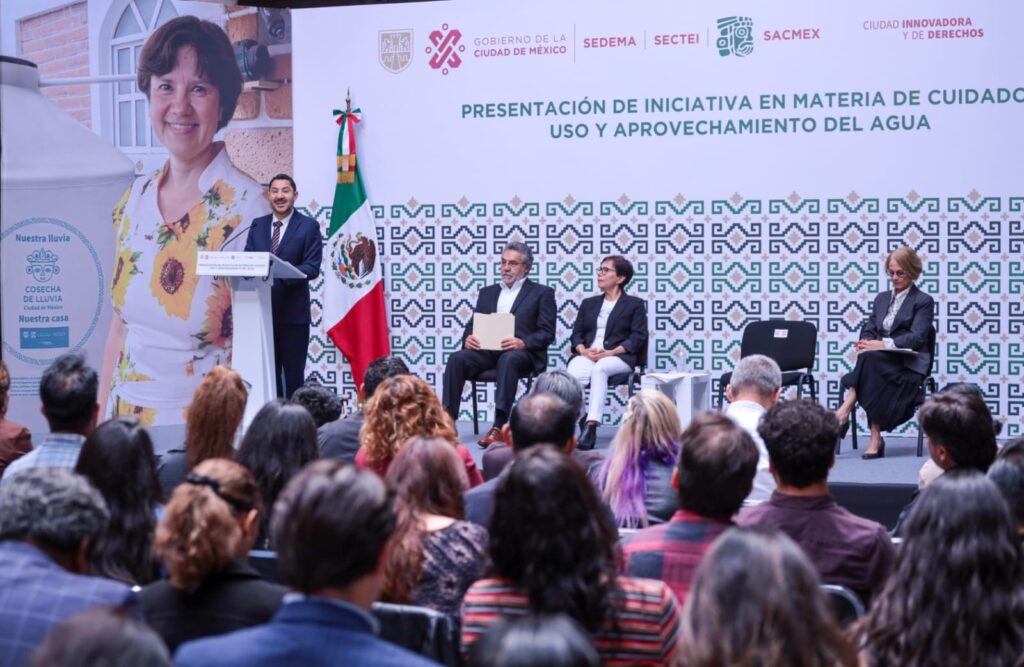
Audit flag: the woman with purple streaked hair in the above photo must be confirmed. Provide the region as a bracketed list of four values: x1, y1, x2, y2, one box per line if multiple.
[590, 390, 681, 528]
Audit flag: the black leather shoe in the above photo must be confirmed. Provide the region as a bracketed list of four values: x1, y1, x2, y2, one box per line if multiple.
[578, 422, 598, 451]
[862, 437, 885, 460]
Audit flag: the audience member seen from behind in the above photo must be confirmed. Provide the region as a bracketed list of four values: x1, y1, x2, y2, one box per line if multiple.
[722, 353, 781, 503]
[856, 473, 1024, 667]
[0, 359, 32, 478]
[158, 366, 247, 500]
[319, 355, 409, 464]
[461, 446, 681, 665]
[591, 390, 681, 528]
[0, 469, 137, 666]
[142, 459, 286, 652]
[381, 437, 488, 616]
[622, 412, 758, 605]
[27, 606, 171, 667]
[988, 437, 1024, 540]
[174, 461, 438, 667]
[291, 382, 344, 428]
[470, 613, 600, 667]
[1, 353, 98, 484]
[356, 374, 482, 486]
[893, 387, 1000, 535]
[465, 391, 579, 527]
[74, 416, 162, 586]
[482, 369, 605, 481]
[679, 527, 857, 667]
[737, 399, 894, 603]
[235, 399, 318, 549]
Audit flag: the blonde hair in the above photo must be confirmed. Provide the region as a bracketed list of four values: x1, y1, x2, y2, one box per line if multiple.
[360, 375, 458, 469]
[154, 458, 261, 592]
[0, 360, 9, 419]
[885, 246, 923, 282]
[185, 366, 247, 470]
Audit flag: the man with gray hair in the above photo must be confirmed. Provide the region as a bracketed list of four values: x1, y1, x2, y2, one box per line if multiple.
[442, 241, 556, 446]
[0, 468, 137, 665]
[724, 354, 782, 503]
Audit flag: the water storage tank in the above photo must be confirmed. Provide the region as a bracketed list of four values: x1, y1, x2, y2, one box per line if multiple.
[0, 55, 134, 435]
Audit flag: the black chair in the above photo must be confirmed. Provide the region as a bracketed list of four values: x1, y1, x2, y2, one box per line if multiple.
[606, 334, 648, 398]
[821, 584, 865, 627]
[372, 602, 461, 667]
[469, 357, 546, 435]
[838, 322, 938, 457]
[716, 320, 818, 408]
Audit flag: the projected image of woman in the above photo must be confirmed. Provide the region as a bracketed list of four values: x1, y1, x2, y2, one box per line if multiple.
[101, 16, 269, 426]
[566, 255, 647, 450]
[835, 246, 934, 459]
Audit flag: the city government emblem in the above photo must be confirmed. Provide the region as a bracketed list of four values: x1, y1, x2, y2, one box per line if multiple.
[379, 30, 413, 73]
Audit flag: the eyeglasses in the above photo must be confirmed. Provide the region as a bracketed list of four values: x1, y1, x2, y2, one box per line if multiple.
[597, 267, 616, 274]
[886, 269, 907, 278]
[500, 259, 524, 267]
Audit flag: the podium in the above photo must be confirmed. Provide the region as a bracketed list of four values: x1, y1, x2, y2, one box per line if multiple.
[197, 251, 305, 427]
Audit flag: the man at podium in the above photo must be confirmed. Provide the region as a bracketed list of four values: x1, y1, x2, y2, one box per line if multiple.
[442, 242, 555, 446]
[245, 174, 323, 397]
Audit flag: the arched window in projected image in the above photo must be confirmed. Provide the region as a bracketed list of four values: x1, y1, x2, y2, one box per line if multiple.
[108, 0, 178, 172]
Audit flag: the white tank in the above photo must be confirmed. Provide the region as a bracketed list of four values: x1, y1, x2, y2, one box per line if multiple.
[1, 55, 134, 436]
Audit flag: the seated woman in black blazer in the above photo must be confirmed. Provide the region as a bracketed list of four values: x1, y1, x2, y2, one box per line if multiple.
[567, 256, 648, 450]
[836, 246, 934, 459]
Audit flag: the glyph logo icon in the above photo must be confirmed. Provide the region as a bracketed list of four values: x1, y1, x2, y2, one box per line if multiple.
[331, 232, 377, 289]
[26, 248, 60, 282]
[426, 23, 465, 75]
[717, 16, 754, 57]
[379, 30, 413, 73]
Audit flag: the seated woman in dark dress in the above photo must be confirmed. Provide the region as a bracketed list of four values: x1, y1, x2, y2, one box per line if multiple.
[381, 436, 488, 616]
[835, 246, 934, 459]
[566, 255, 648, 450]
[142, 458, 286, 651]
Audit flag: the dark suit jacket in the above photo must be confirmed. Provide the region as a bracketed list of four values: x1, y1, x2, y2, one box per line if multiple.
[140, 560, 286, 652]
[570, 294, 648, 368]
[462, 279, 556, 366]
[0, 541, 138, 666]
[244, 211, 323, 324]
[318, 411, 364, 465]
[174, 597, 438, 667]
[861, 284, 934, 375]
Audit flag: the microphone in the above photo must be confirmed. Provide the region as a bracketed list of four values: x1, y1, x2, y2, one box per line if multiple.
[219, 221, 256, 251]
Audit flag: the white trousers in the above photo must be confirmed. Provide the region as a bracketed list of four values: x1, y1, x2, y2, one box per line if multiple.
[566, 355, 632, 423]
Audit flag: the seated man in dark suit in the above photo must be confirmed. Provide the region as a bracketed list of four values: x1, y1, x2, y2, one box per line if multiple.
[738, 399, 895, 603]
[175, 461, 436, 667]
[318, 356, 409, 464]
[482, 369, 605, 481]
[466, 392, 579, 527]
[622, 412, 758, 605]
[0, 468, 138, 666]
[442, 242, 556, 446]
[244, 174, 324, 398]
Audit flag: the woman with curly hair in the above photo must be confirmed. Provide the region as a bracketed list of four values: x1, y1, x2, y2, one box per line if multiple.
[856, 473, 1024, 667]
[679, 527, 856, 667]
[141, 458, 285, 651]
[461, 445, 681, 665]
[74, 416, 162, 586]
[381, 437, 488, 615]
[158, 366, 248, 500]
[355, 375, 482, 486]
[235, 399, 319, 548]
[591, 390, 680, 528]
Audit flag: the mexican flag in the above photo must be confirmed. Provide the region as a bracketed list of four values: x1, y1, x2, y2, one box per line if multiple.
[323, 105, 390, 388]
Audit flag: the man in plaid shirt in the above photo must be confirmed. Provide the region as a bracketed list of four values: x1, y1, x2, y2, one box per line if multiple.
[621, 412, 759, 605]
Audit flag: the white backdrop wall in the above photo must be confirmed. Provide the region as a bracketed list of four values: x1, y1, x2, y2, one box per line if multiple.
[292, 0, 1024, 435]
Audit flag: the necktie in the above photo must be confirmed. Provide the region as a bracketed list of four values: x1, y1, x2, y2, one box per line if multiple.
[271, 220, 282, 255]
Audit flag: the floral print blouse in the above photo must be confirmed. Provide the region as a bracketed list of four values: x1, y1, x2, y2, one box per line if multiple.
[108, 145, 268, 426]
